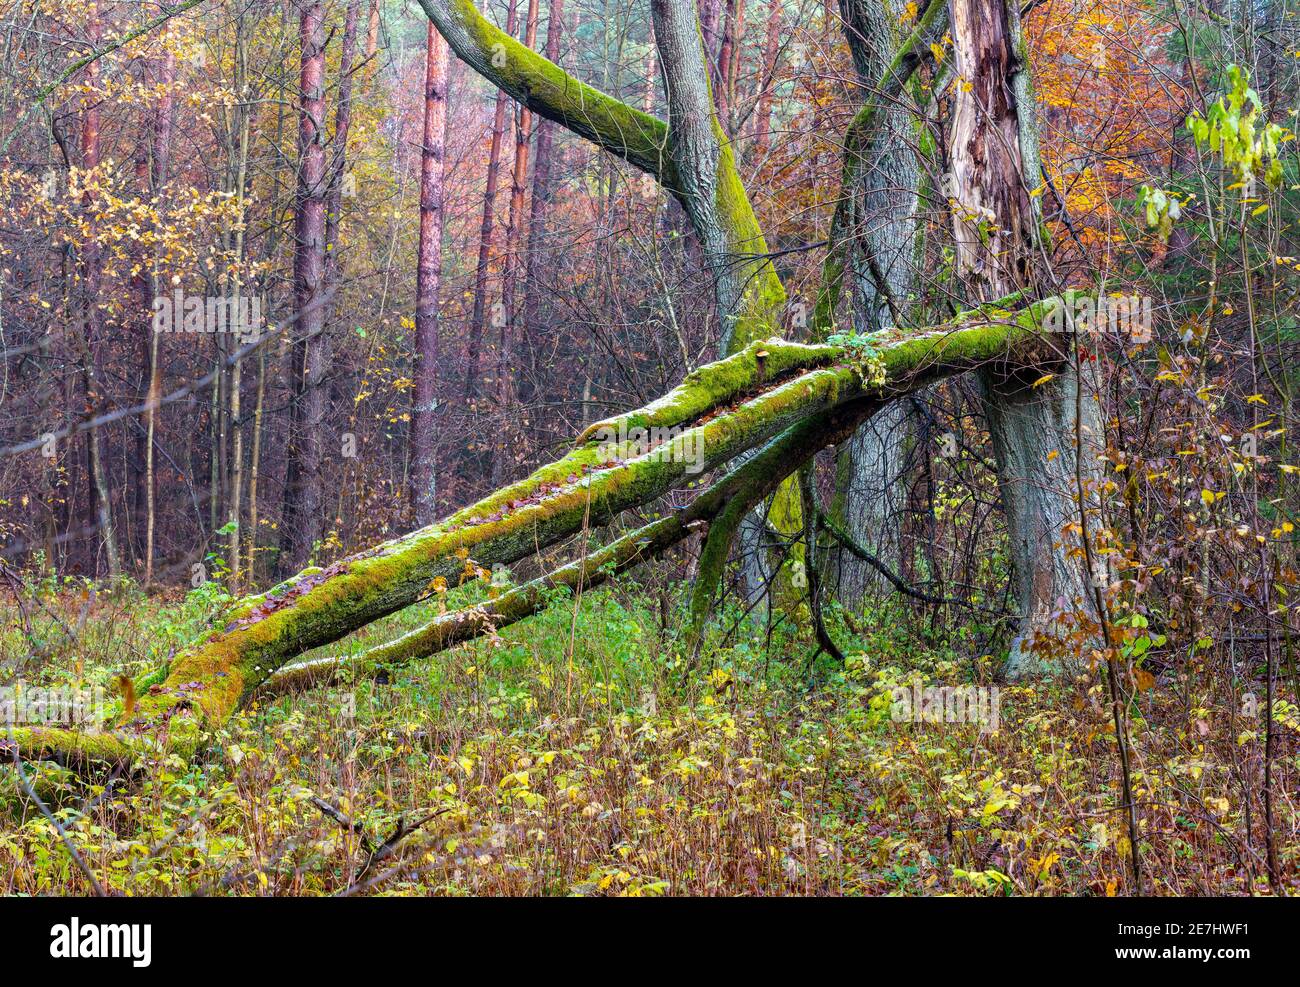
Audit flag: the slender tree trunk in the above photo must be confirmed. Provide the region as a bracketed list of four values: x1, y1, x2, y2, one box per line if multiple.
[143, 50, 176, 586]
[715, 0, 737, 126]
[642, 22, 658, 113]
[463, 0, 519, 405]
[365, 0, 381, 68]
[521, 0, 565, 385]
[491, 0, 539, 487]
[280, 0, 329, 576]
[324, 0, 360, 296]
[752, 0, 780, 156]
[698, 0, 724, 94]
[225, 16, 254, 593]
[411, 21, 449, 524]
[77, 0, 121, 578]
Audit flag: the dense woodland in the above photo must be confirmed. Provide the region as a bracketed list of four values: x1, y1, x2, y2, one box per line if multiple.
[0, 0, 1297, 897]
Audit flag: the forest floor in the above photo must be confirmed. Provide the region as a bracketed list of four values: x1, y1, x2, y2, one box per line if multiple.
[1, 571, 1296, 896]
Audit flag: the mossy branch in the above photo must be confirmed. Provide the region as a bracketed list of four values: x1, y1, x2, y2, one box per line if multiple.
[416, 0, 672, 181]
[265, 406, 868, 693]
[11, 295, 1079, 770]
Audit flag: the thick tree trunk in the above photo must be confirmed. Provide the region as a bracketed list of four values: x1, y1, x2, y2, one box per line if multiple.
[945, 0, 1101, 675]
[411, 22, 449, 524]
[649, 0, 784, 354]
[280, 0, 330, 576]
[827, 0, 935, 602]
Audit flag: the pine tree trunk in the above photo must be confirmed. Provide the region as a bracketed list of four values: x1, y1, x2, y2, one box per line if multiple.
[411, 21, 449, 525]
[280, 0, 329, 576]
[492, 0, 539, 488]
[521, 0, 565, 387]
[463, 0, 519, 406]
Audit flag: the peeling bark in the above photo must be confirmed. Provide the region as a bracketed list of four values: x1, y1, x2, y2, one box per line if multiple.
[944, 0, 1102, 676]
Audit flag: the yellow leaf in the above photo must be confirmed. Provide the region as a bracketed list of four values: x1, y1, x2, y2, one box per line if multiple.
[1031, 374, 1056, 389]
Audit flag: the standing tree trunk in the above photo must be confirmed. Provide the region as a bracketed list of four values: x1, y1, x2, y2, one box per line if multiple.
[463, 0, 519, 405]
[323, 0, 360, 298]
[944, 0, 1102, 675]
[492, 0, 540, 487]
[411, 21, 449, 525]
[143, 49, 177, 586]
[648, 0, 786, 354]
[521, 0, 565, 385]
[280, 0, 329, 576]
[224, 13, 254, 593]
[827, 0, 935, 603]
[751, 0, 780, 157]
[76, 0, 121, 578]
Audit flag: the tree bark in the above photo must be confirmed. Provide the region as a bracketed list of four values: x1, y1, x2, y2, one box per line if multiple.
[491, 0, 540, 488]
[751, 0, 781, 157]
[280, 0, 330, 576]
[76, 0, 121, 578]
[649, 0, 785, 354]
[827, 0, 937, 602]
[411, 21, 449, 524]
[419, 0, 785, 353]
[944, 0, 1102, 676]
[462, 0, 518, 406]
[143, 50, 177, 586]
[521, 0, 565, 387]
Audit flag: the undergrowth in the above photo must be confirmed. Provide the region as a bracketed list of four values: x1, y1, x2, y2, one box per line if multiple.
[0, 577, 1295, 895]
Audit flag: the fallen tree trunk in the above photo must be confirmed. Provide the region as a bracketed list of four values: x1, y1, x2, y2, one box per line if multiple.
[5, 295, 1077, 770]
[263, 399, 873, 693]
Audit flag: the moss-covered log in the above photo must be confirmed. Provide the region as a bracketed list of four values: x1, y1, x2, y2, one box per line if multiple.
[263, 403, 870, 693]
[10, 295, 1080, 770]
